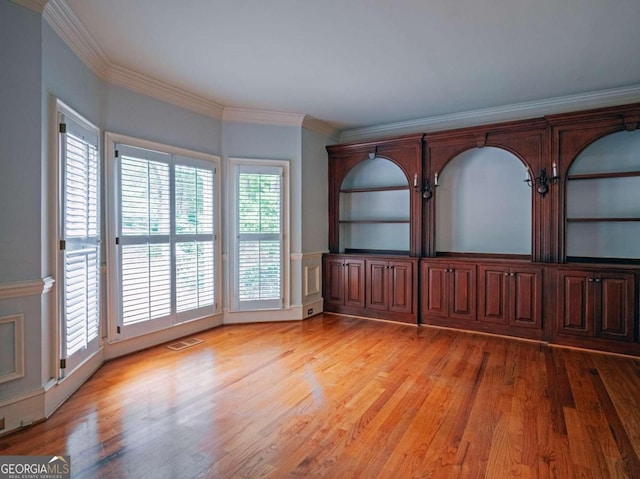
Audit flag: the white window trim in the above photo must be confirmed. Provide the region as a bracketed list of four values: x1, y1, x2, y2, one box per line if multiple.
[227, 157, 290, 312]
[104, 132, 221, 342]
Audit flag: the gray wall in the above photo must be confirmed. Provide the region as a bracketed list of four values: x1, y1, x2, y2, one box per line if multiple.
[0, 2, 43, 283]
[301, 127, 329, 254]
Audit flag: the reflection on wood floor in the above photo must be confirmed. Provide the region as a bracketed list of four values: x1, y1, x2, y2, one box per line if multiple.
[2, 314, 640, 478]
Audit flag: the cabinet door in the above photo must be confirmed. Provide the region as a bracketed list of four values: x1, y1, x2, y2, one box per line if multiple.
[449, 264, 476, 321]
[595, 273, 635, 342]
[510, 267, 542, 329]
[557, 270, 593, 337]
[345, 259, 366, 308]
[478, 265, 509, 324]
[366, 260, 389, 311]
[421, 262, 449, 319]
[324, 257, 346, 307]
[389, 260, 413, 314]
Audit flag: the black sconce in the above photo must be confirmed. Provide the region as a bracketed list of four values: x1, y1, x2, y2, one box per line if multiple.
[414, 171, 439, 200]
[525, 163, 560, 197]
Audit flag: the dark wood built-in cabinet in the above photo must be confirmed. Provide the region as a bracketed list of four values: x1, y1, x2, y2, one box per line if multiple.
[323, 255, 365, 311]
[324, 103, 640, 355]
[478, 264, 542, 330]
[421, 261, 476, 322]
[366, 259, 415, 316]
[323, 254, 418, 323]
[556, 267, 635, 345]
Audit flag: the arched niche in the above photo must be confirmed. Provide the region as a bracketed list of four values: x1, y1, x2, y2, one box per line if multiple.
[566, 129, 640, 260]
[339, 157, 410, 253]
[436, 147, 532, 255]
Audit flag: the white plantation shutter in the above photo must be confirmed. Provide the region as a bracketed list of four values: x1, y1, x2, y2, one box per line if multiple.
[236, 165, 283, 310]
[59, 108, 100, 369]
[175, 163, 215, 315]
[117, 146, 172, 327]
[113, 143, 217, 337]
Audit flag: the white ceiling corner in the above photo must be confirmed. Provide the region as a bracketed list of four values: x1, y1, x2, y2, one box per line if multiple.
[10, 0, 48, 14]
[43, 0, 225, 119]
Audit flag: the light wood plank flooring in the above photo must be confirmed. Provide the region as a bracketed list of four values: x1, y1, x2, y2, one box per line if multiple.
[2, 314, 640, 478]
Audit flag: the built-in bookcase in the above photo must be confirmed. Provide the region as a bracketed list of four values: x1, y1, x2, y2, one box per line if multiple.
[565, 130, 640, 261]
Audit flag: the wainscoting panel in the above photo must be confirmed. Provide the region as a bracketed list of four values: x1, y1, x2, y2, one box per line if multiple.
[0, 314, 24, 384]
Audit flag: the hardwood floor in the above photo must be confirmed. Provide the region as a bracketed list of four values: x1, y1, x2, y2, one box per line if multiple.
[2, 314, 640, 478]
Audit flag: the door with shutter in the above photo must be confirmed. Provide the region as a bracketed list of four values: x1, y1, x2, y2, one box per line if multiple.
[58, 106, 101, 376]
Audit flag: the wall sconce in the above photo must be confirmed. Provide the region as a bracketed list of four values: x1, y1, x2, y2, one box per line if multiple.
[525, 163, 559, 196]
[414, 171, 439, 199]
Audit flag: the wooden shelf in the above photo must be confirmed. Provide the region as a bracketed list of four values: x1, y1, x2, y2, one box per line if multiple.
[567, 171, 640, 181]
[340, 185, 410, 193]
[566, 217, 640, 223]
[339, 219, 410, 224]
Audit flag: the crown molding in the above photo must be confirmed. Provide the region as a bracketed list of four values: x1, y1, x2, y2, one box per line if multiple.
[339, 84, 640, 143]
[10, 0, 48, 13]
[43, 0, 108, 77]
[302, 115, 339, 139]
[107, 64, 224, 119]
[222, 108, 306, 127]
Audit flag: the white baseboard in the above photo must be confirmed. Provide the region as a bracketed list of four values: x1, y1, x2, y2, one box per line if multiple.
[105, 314, 224, 360]
[0, 387, 46, 436]
[223, 300, 324, 324]
[44, 347, 105, 418]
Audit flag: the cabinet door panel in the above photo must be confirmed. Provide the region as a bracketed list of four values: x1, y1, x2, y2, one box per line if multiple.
[422, 262, 448, 319]
[450, 264, 476, 321]
[511, 267, 542, 329]
[325, 258, 345, 307]
[596, 273, 634, 342]
[345, 259, 366, 308]
[367, 260, 389, 311]
[558, 271, 592, 336]
[389, 261, 413, 314]
[478, 265, 509, 324]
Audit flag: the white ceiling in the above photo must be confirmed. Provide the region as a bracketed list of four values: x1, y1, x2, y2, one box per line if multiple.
[65, 0, 640, 132]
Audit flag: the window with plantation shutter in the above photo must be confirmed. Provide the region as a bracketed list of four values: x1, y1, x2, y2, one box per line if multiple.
[175, 163, 215, 314]
[109, 138, 219, 340]
[58, 103, 101, 375]
[231, 161, 289, 311]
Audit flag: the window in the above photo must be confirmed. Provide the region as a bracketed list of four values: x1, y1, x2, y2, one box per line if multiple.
[229, 159, 289, 311]
[106, 134, 220, 339]
[57, 101, 101, 375]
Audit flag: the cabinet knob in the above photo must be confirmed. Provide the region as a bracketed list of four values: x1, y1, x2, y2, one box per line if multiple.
[510, 273, 515, 277]
[504, 272, 509, 276]
[594, 278, 601, 283]
[588, 278, 593, 282]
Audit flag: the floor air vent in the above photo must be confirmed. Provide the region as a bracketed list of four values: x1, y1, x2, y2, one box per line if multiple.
[167, 338, 203, 351]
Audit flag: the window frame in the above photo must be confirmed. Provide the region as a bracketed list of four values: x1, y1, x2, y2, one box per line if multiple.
[227, 158, 290, 312]
[105, 132, 221, 342]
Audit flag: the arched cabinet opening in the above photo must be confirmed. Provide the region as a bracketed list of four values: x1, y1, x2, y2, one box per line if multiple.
[435, 147, 532, 256]
[339, 157, 410, 254]
[565, 130, 640, 262]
